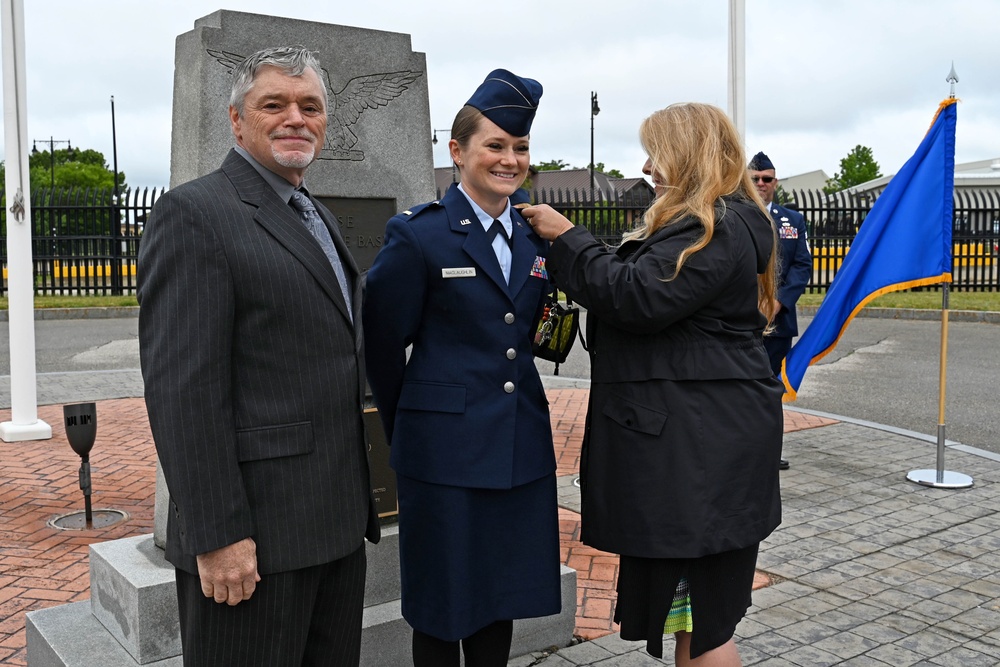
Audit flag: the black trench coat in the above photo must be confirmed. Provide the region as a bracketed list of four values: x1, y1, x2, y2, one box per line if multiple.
[548, 197, 784, 559]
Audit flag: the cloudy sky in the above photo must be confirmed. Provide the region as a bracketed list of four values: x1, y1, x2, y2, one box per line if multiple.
[5, 0, 998, 189]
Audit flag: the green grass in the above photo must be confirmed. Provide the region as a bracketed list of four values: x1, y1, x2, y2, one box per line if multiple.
[0, 295, 138, 310]
[0, 291, 997, 312]
[798, 290, 1000, 311]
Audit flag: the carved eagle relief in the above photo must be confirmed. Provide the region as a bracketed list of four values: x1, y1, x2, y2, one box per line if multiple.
[208, 48, 422, 161]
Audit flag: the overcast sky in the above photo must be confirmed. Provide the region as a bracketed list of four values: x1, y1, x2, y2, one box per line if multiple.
[5, 0, 999, 190]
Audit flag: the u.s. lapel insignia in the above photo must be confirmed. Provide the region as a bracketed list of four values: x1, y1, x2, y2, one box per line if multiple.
[459, 218, 472, 226]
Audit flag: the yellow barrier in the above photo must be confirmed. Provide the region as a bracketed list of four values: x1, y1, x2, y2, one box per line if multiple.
[1, 262, 137, 280]
[52, 261, 138, 278]
[953, 243, 996, 267]
[813, 243, 994, 272]
[812, 246, 848, 272]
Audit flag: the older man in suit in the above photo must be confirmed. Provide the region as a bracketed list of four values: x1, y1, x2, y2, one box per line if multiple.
[138, 46, 379, 666]
[749, 152, 812, 470]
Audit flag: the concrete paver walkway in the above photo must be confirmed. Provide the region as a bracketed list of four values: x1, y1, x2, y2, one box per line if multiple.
[4, 385, 1000, 665]
[519, 395, 1000, 665]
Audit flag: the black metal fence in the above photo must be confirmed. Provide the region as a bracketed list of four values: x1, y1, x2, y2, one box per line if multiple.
[0, 187, 163, 296]
[2, 186, 999, 296]
[524, 187, 654, 244]
[782, 189, 1000, 292]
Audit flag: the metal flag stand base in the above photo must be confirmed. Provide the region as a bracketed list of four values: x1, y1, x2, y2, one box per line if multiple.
[906, 281, 972, 490]
[907, 425, 973, 488]
[907, 469, 973, 489]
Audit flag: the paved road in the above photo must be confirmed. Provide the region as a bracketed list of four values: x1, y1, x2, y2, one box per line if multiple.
[2, 311, 998, 455]
[0, 317, 140, 374]
[788, 315, 1000, 456]
[0, 317, 143, 409]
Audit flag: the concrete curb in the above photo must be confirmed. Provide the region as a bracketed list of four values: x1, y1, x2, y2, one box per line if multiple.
[0, 306, 140, 321]
[796, 304, 1000, 324]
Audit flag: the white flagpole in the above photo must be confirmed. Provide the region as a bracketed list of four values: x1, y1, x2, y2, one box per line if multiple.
[727, 0, 746, 143]
[1, 0, 51, 441]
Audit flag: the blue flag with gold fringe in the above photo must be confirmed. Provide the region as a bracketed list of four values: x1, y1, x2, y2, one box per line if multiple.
[782, 99, 957, 399]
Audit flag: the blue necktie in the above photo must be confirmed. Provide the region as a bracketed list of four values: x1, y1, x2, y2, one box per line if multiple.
[488, 219, 513, 283]
[489, 218, 512, 249]
[289, 189, 353, 320]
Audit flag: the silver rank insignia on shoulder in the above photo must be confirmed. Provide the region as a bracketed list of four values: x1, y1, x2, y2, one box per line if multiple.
[403, 210, 413, 215]
[459, 218, 472, 225]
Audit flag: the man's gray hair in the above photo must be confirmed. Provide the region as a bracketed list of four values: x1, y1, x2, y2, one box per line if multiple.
[230, 46, 327, 117]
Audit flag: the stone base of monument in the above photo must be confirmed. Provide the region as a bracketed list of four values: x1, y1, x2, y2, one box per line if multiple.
[27, 528, 577, 666]
[360, 564, 578, 665]
[26, 534, 179, 667]
[26, 601, 182, 667]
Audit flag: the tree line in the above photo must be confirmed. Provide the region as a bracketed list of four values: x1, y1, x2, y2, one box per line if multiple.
[0, 146, 126, 192]
[532, 145, 881, 196]
[1, 143, 879, 198]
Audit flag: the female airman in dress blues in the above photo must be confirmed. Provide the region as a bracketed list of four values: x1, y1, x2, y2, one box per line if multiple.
[363, 70, 559, 667]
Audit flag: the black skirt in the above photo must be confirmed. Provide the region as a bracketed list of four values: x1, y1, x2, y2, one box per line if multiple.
[614, 543, 760, 659]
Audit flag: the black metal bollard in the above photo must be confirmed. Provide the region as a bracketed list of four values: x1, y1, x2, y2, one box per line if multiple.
[63, 403, 97, 526]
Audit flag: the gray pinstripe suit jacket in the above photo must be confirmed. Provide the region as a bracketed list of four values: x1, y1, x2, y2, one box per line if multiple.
[138, 149, 379, 576]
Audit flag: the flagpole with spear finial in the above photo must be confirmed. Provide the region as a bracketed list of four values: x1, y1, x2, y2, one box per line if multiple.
[906, 63, 973, 489]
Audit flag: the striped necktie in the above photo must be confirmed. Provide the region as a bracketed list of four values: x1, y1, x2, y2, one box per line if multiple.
[289, 189, 352, 320]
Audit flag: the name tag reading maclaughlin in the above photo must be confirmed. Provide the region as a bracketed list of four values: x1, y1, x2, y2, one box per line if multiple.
[442, 267, 476, 278]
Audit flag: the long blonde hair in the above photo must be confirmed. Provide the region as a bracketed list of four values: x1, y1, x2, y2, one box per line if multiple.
[625, 103, 777, 321]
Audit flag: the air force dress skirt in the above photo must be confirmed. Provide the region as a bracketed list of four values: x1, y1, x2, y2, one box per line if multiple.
[395, 472, 562, 641]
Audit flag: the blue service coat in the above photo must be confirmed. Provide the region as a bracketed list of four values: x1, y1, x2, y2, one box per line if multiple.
[768, 203, 812, 338]
[363, 183, 555, 489]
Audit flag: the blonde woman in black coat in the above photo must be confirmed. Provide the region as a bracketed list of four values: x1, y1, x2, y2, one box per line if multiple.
[523, 103, 782, 666]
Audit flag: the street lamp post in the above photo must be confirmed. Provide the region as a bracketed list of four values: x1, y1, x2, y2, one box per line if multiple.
[31, 136, 72, 192]
[110, 95, 122, 294]
[31, 137, 72, 266]
[590, 92, 600, 196]
[110, 96, 119, 197]
[432, 128, 457, 184]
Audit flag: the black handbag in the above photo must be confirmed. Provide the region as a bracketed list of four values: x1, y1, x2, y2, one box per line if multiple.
[532, 288, 580, 370]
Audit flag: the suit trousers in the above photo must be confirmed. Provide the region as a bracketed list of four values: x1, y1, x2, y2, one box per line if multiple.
[763, 335, 793, 377]
[175, 545, 366, 667]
